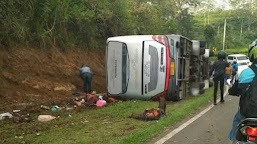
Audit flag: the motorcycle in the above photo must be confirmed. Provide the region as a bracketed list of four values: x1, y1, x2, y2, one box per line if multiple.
[236, 118, 257, 143]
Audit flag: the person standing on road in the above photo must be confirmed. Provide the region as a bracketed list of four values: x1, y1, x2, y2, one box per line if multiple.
[228, 39, 257, 144]
[209, 50, 230, 105]
[230, 60, 238, 84]
[79, 64, 93, 94]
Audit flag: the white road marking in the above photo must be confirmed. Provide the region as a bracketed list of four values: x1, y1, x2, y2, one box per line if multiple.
[154, 87, 229, 144]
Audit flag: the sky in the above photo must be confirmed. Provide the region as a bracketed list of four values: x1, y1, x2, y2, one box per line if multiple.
[191, 0, 232, 14]
[214, 0, 232, 10]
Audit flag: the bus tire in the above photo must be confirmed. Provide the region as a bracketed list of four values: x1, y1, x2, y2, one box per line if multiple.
[199, 89, 205, 94]
[209, 81, 214, 87]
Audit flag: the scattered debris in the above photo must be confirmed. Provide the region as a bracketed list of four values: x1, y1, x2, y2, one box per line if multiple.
[0, 112, 13, 120]
[40, 105, 50, 110]
[74, 98, 85, 106]
[13, 110, 21, 113]
[107, 97, 122, 103]
[1, 91, 123, 123]
[96, 99, 107, 107]
[85, 94, 98, 106]
[65, 106, 74, 111]
[38, 115, 56, 122]
[51, 105, 61, 112]
[13, 113, 31, 123]
[72, 92, 122, 108]
[51, 107, 57, 112]
[73, 93, 98, 107]
[72, 92, 80, 97]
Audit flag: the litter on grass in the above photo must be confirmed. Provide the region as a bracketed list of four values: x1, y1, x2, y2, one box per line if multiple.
[38, 115, 56, 122]
[0, 112, 13, 120]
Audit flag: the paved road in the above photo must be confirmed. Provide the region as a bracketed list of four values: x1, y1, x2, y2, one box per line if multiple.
[152, 94, 239, 144]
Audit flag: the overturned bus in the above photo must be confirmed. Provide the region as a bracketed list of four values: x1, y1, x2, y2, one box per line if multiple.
[106, 35, 212, 101]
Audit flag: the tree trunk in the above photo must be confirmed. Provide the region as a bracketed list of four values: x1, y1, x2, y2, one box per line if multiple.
[218, 24, 220, 35]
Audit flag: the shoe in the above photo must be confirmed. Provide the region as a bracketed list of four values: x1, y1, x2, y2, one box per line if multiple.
[214, 103, 217, 105]
[220, 100, 225, 103]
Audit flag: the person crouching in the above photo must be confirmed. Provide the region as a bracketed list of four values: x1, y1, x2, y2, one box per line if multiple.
[79, 64, 93, 94]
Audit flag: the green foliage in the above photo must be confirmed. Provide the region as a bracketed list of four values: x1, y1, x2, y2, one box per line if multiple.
[193, 3, 257, 50]
[204, 25, 216, 49]
[1, 0, 256, 50]
[226, 48, 248, 55]
[0, 0, 199, 50]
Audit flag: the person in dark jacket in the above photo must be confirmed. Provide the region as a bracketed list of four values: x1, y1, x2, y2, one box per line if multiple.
[79, 65, 92, 94]
[228, 39, 257, 144]
[209, 50, 230, 105]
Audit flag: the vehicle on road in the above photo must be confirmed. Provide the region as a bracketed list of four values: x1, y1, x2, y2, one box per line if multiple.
[227, 54, 251, 65]
[236, 118, 257, 143]
[227, 54, 251, 76]
[106, 35, 212, 101]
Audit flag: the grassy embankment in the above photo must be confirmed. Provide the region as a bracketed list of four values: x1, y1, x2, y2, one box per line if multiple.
[0, 88, 214, 144]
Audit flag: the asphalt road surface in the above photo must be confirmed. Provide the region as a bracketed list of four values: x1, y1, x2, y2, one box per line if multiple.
[152, 94, 239, 144]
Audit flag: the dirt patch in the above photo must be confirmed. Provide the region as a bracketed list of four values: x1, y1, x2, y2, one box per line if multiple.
[0, 47, 106, 111]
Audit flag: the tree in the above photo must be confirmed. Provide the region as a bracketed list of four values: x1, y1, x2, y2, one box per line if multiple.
[204, 25, 216, 49]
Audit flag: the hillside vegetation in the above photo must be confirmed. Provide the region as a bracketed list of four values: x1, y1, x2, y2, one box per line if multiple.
[1, 0, 257, 50]
[0, 47, 105, 111]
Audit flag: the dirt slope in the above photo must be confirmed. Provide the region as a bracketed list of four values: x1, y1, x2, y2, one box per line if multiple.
[0, 47, 106, 111]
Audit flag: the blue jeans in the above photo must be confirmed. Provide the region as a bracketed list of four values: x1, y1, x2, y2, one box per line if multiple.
[224, 74, 229, 84]
[81, 72, 92, 93]
[228, 110, 246, 142]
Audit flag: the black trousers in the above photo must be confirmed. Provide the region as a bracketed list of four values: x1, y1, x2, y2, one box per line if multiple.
[231, 72, 237, 83]
[213, 75, 225, 103]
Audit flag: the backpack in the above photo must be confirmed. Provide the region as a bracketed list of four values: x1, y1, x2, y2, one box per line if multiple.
[228, 80, 240, 96]
[225, 66, 232, 75]
[240, 65, 257, 118]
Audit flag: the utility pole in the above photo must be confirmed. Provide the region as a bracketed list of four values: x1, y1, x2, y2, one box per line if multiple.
[240, 20, 243, 40]
[204, 13, 206, 26]
[223, 18, 226, 51]
[218, 24, 220, 35]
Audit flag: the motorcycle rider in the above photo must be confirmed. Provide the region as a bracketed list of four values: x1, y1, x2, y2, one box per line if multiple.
[209, 50, 230, 105]
[228, 39, 257, 143]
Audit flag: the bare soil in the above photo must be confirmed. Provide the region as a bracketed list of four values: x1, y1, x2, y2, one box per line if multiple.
[0, 47, 106, 112]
